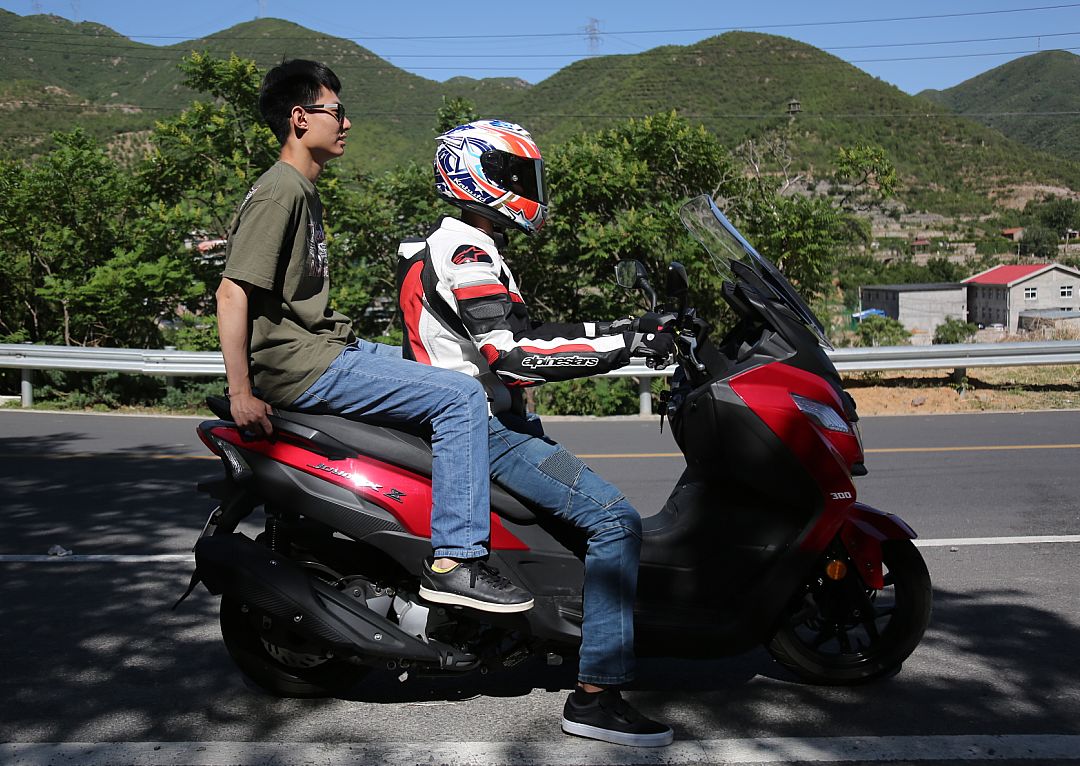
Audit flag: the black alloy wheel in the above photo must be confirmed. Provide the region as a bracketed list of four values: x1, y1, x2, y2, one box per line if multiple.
[767, 539, 932, 685]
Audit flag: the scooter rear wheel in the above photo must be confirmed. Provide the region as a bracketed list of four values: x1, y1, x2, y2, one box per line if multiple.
[767, 539, 931, 685]
[219, 594, 370, 698]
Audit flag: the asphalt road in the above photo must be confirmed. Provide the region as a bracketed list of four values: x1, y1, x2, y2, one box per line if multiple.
[1, 409, 1079, 765]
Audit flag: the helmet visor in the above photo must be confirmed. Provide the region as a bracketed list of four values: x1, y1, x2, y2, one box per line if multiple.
[481, 150, 546, 205]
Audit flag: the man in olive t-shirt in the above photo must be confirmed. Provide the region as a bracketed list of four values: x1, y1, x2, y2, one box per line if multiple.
[214, 59, 532, 613]
[222, 160, 354, 404]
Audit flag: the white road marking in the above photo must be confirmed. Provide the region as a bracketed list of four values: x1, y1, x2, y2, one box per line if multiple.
[914, 534, 1080, 547]
[0, 554, 193, 562]
[2, 535, 1079, 563]
[3, 735, 1080, 765]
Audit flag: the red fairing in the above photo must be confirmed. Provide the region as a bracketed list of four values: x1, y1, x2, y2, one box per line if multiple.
[210, 426, 528, 550]
[729, 362, 863, 554]
[840, 503, 918, 589]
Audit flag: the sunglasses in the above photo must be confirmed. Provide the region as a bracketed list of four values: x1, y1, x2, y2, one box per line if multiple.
[300, 103, 346, 126]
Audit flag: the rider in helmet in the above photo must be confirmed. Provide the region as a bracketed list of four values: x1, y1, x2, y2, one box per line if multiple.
[397, 119, 675, 747]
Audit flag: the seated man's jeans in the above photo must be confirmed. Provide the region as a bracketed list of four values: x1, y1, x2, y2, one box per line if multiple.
[488, 411, 641, 686]
[291, 339, 491, 560]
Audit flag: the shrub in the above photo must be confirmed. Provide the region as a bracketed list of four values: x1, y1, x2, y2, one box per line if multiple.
[533, 377, 642, 416]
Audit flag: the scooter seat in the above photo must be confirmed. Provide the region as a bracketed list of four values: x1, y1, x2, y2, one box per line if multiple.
[206, 398, 538, 525]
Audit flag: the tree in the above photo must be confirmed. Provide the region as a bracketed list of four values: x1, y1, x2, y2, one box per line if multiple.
[435, 96, 479, 134]
[832, 144, 897, 211]
[933, 317, 977, 344]
[855, 315, 910, 347]
[522, 112, 747, 325]
[1030, 196, 1080, 238]
[1019, 225, 1059, 260]
[141, 52, 278, 241]
[0, 129, 200, 347]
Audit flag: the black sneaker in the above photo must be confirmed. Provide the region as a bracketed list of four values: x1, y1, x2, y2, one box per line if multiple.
[561, 688, 673, 747]
[418, 559, 534, 613]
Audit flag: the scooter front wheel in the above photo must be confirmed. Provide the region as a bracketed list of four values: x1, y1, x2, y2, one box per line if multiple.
[767, 539, 932, 685]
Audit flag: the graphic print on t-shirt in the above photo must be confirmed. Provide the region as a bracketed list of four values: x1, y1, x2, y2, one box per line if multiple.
[306, 219, 328, 278]
[451, 244, 493, 265]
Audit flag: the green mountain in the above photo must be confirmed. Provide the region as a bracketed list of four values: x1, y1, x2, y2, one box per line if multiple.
[919, 50, 1080, 162]
[1, 10, 1078, 210]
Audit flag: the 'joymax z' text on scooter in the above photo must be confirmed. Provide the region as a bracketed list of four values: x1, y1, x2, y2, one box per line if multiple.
[181, 195, 931, 697]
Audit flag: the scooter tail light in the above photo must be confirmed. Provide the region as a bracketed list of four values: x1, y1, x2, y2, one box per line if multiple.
[210, 435, 253, 482]
[790, 394, 851, 434]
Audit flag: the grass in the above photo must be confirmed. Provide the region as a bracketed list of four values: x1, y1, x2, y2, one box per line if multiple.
[843, 364, 1080, 415]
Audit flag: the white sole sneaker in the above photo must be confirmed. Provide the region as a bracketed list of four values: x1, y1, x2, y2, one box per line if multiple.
[561, 717, 674, 747]
[418, 586, 534, 613]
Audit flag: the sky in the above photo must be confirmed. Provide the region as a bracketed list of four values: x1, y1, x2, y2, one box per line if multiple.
[3, 0, 1079, 94]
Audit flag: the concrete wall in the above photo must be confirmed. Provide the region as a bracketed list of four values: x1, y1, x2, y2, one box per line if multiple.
[897, 289, 967, 340]
[860, 286, 966, 343]
[1009, 272, 1080, 332]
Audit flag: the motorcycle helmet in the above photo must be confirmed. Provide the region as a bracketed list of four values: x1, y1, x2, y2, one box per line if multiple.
[434, 119, 547, 235]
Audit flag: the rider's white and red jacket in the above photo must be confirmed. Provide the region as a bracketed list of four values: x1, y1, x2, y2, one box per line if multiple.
[396, 217, 632, 414]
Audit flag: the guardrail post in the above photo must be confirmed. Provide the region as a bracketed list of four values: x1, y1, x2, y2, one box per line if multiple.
[638, 376, 652, 417]
[21, 367, 32, 408]
[164, 346, 177, 390]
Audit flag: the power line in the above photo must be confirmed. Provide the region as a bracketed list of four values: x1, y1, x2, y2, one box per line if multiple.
[5, 101, 1078, 121]
[2, 29, 1077, 58]
[6, 3, 1080, 42]
[1, 39, 1077, 69]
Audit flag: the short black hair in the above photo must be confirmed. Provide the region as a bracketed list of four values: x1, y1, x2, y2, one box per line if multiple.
[259, 59, 342, 144]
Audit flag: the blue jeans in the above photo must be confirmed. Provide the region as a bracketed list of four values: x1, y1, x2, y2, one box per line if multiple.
[291, 339, 491, 560]
[488, 411, 641, 686]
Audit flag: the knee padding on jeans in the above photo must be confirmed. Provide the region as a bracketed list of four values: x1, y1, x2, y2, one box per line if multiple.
[538, 449, 586, 488]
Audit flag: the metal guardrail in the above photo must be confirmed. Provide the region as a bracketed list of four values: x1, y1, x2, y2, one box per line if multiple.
[4, 341, 1080, 413]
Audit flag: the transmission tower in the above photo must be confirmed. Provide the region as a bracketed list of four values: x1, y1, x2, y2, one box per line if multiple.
[585, 17, 602, 53]
[31, 1, 43, 13]
[256, 0, 267, 18]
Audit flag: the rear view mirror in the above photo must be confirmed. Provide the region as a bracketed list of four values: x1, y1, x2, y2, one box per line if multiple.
[615, 260, 657, 311]
[615, 260, 649, 289]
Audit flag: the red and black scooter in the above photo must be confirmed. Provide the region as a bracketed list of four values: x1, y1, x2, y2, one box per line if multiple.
[184, 195, 931, 697]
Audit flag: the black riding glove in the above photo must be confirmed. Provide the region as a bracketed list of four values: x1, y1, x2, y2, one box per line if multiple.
[625, 330, 676, 359]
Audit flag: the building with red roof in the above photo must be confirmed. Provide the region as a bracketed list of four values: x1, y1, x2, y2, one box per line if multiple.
[963, 263, 1080, 331]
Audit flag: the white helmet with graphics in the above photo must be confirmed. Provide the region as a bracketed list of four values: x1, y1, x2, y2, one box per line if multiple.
[434, 119, 547, 235]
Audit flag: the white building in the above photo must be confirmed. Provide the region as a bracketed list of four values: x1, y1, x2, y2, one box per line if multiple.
[963, 263, 1080, 332]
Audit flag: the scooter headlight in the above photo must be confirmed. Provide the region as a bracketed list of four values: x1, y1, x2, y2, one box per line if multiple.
[791, 394, 851, 434]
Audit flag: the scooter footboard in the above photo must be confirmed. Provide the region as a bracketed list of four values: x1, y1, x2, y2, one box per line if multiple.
[838, 503, 917, 589]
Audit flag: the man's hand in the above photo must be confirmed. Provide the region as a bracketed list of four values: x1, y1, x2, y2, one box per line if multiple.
[626, 330, 676, 360]
[229, 391, 273, 436]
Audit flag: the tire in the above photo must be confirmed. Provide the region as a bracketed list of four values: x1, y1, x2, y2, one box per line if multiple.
[767, 539, 932, 685]
[219, 594, 370, 698]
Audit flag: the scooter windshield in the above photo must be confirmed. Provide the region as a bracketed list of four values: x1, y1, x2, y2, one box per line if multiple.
[679, 194, 832, 350]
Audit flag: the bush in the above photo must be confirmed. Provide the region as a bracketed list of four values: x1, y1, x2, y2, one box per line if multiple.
[934, 317, 978, 344]
[855, 315, 911, 347]
[533, 377, 642, 416]
[31, 370, 165, 410]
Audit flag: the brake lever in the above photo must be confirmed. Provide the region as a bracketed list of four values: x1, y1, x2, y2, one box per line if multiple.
[683, 335, 706, 373]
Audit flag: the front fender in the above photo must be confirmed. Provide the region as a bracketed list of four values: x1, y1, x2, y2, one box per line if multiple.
[839, 502, 917, 589]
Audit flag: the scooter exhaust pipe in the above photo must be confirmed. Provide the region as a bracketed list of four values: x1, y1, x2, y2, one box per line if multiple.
[194, 534, 471, 668]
